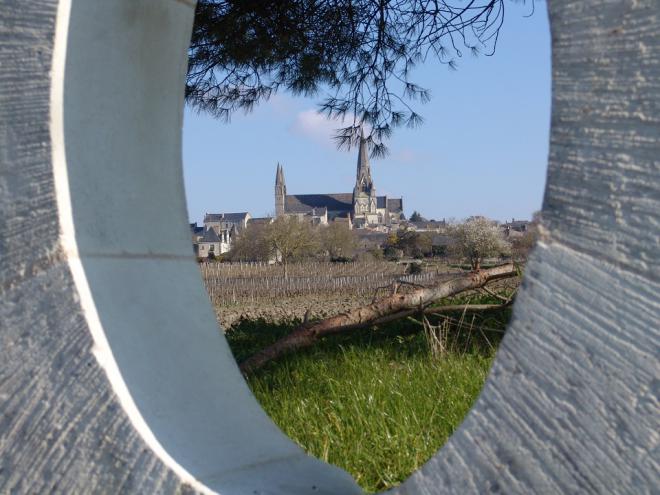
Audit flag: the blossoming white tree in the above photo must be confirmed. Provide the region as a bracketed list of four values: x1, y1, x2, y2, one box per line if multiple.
[449, 217, 511, 271]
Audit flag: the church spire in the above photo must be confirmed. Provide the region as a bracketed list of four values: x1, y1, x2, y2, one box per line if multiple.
[275, 163, 286, 217]
[276, 162, 287, 190]
[355, 128, 373, 193]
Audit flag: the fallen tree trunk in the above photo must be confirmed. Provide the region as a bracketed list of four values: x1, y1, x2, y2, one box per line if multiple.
[239, 264, 516, 374]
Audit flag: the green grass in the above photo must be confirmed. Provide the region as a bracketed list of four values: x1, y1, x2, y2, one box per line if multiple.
[226, 296, 510, 493]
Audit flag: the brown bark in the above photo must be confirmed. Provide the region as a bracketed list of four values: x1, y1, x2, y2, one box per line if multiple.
[239, 264, 516, 374]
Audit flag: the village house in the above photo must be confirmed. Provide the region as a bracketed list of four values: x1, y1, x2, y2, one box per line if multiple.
[501, 218, 531, 238]
[197, 225, 232, 258]
[204, 212, 251, 233]
[190, 222, 204, 241]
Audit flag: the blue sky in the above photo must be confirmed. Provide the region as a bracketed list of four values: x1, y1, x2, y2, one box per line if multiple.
[183, 1, 550, 224]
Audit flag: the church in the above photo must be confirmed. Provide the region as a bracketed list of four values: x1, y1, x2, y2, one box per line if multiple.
[275, 132, 404, 229]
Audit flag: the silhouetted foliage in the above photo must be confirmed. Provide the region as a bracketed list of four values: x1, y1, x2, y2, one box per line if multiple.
[407, 261, 423, 274]
[409, 211, 426, 222]
[187, 0, 527, 156]
[432, 244, 448, 257]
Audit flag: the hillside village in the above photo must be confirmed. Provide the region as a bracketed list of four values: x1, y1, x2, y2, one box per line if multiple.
[190, 133, 531, 261]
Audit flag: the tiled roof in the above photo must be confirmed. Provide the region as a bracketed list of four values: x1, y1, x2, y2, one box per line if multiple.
[285, 194, 352, 213]
[204, 212, 249, 223]
[200, 227, 220, 243]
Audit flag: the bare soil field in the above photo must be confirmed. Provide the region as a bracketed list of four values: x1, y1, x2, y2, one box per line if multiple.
[212, 294, 373, 329]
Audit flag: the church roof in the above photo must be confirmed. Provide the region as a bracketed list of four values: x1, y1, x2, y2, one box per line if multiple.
[285, 193, 353, 213]
[386, 198, 403, 212]
[274, 129, 404, 222]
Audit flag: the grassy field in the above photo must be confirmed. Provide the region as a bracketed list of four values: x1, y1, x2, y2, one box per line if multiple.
[226, 293, 511, 493]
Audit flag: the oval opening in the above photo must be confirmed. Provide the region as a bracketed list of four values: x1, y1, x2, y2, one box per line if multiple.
[183, 2, 550, 492]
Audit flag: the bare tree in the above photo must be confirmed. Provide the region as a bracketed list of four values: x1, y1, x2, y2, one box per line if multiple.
[265, 216, 319, 278]
[320, 222, 356, 260]
[448, 217, 510, 270]
[511, 229, 537, 262]
[187, 0, 530, 156]
[228, 223, 272, 261]
[510, 212, 541, 262]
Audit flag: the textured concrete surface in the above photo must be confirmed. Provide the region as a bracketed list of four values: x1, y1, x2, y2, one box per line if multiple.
[1, 2, 182, 492]
[1, 0, 360, 494]
[391, 1, 660, 493]
[543, 0, 660, 280]
[1, 0, 658, 494]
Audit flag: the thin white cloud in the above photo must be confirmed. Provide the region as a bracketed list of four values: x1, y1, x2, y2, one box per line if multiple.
[394, 148, 417, 163]
[289, 109, 343, 148]
[289, 109, 370, 149]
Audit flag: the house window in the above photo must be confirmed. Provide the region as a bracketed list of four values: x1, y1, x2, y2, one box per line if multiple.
[209, 245, 215, 252]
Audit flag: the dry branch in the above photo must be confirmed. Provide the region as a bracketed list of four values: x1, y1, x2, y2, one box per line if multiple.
[239, 264, 516, 374]
[370, 301, 513, 328]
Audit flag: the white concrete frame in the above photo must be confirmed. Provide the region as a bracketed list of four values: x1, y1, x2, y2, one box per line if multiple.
[0, 0, 658, 494]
